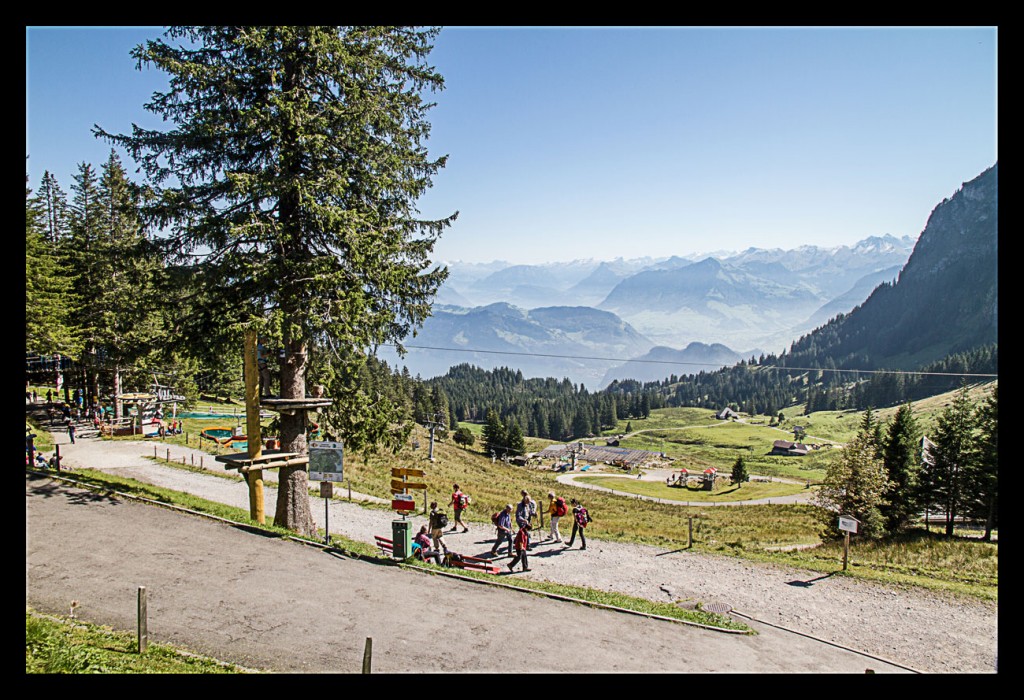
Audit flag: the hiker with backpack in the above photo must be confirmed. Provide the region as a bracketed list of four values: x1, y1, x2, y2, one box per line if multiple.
[428, 502, 450, 554]
[515, 490, 537, 550]
[507, 522, 531, 573]
[546, 491, 567, 543]
[489, 504, 515, 557]
[448, 483, 470, 533]
[565, 498, 592, 550]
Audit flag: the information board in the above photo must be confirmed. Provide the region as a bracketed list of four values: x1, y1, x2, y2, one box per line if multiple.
[838, 516, 859, 533]
[309, 440, 344, 482]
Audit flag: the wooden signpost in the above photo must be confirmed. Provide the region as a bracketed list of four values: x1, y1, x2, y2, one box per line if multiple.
[391, 467, 426, 516]
[838, 515, 860, 571]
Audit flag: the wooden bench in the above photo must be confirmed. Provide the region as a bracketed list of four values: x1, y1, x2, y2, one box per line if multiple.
[444, 553, 502, 575]
[373, 536, 500, 574]
[374, 535, 394, 556]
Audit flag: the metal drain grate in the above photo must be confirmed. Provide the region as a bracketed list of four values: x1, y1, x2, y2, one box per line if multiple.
[703, 602, 733, 614]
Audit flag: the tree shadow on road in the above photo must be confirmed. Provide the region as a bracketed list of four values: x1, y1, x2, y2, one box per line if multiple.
[786, 572, 837, 587]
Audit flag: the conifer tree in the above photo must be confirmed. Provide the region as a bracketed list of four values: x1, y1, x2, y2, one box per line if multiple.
[879, 403, 922, 533]
[968, 385, 998, 541]
[730, 455, 749, 487]
[482, 409, 507, 459]
[38, 170, 69, 245]
[506, 420, 526, 456]
[815, 428, 891, 540]
[26, 180, 76, 356]
[97, 26, 454, 536]
[918, 385, 976, 538]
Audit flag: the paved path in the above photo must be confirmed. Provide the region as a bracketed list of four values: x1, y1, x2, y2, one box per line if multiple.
[27, 475, 913, 673]
[26, 428, 996, 673]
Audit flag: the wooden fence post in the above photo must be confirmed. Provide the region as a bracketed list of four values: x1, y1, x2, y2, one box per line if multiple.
[137, 586, 148, 654]
[688, 517, 693, 548]
[362, 637, 372, 673]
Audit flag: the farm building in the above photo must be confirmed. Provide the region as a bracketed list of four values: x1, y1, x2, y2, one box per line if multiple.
[771, 440, 809, 456]
[536, 442, 662, 469]
[715, 407, 739, 420]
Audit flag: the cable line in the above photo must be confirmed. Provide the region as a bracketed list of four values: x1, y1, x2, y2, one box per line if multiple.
[384, 344, 997, 379]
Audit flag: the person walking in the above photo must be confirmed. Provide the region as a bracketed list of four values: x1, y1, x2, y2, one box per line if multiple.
[448, 483, 470, 533]
[46, 389, 52, 404]
[516, 490, 537, 550]
[546, 491, 567, 543]
[507, 523, 531, 573]
[490, 504, 514, 557]
[565, 499, 591, 550]
[67, 420, 76, 445]
[515, 490, 537, 529]
[428, 501, 450, 554]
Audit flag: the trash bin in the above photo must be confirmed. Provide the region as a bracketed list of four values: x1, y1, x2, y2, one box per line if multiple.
[391, 519, 412, 559]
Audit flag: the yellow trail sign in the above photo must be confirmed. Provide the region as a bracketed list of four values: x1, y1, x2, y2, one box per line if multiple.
[391, 479, 427, 491]
[391, 467, 426, 478]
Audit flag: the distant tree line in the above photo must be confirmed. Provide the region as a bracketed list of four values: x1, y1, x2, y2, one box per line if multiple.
[424, 364, 664, 444]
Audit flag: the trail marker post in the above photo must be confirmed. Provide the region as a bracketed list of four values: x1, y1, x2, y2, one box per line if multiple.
[838, 515, 859, 571]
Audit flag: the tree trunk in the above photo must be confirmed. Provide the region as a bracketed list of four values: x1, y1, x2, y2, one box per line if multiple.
[983, 494, 995, 542]
[273, 337, 317, 537]
[113, 368, 122, 420]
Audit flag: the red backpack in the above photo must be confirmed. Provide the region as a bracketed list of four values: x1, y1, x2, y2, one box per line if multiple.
[554, 497, 567, 517]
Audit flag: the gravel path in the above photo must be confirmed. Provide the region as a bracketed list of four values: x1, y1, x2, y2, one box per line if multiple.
[42, 434, 997, 673]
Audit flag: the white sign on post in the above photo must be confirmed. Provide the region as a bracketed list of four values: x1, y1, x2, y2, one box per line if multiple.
[838, 516, 859, 533]
[309, 440, 344, 482]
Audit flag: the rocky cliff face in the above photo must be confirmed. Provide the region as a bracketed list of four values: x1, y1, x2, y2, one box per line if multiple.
[786, 163, 997, 368]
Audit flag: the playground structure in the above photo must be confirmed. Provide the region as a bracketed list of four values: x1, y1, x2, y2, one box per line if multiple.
[101, 377, 189, 438]
[200, 426, 249, 450]
[214, 329, 333, 525]
[665, 466, 718, 490]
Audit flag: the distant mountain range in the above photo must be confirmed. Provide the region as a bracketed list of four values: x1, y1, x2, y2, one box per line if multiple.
[383, 304, 653, 387]
[599, 342, 747, 387]
[387, 232, 919, 386]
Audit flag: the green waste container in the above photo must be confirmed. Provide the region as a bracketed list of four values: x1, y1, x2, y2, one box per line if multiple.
[391, 519, 412, 559]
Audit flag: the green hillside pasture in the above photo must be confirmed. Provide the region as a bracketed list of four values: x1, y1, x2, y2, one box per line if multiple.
[334, 425, 823, 552]
[763, 531, 998, 600]
[616, 420, 831, 482]
[575, 474, 807, 503]
[775, 380, 997, 442]
[609, 406, 718, 433]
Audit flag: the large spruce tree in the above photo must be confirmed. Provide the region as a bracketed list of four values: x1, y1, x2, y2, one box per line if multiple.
[879, 402, 922, 533]
[919, 385, 977, 538]
[97, 27, 454, 536]
[968, 385, 998, 541]
[26, 179, 76, 356]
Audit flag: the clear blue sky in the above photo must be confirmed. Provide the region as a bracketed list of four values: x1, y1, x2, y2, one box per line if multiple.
[26, 26, 998, 265]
